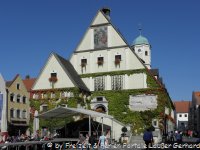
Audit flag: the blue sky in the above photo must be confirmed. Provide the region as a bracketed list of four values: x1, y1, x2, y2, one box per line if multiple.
[0, 0, 200, 101]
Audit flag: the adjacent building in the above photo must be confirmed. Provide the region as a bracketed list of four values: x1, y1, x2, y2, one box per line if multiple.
[6, 74, 30, 135]
[189, 92, 200, 132]
[174, 101, 190, 131]
[0, 74, 7, 138]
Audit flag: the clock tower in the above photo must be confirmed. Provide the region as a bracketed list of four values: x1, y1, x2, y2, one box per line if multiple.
[131, 30, 151, 69]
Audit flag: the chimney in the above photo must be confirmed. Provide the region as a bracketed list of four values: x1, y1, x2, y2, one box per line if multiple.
[101, 8, 111, 20]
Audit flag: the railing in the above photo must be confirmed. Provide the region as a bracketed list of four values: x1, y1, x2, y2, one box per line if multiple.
[0, 138, 79, 150]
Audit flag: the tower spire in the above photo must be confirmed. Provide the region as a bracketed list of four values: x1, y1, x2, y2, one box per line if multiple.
[138, 23, 142, 36]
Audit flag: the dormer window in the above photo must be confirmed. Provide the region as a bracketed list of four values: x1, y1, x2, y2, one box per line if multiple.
[17, 83, 20, 90]
[81, 59, 87, 67]
[97, 57, 104, 66]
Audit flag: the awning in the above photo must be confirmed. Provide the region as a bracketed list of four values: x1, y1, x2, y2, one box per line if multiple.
[38, 106, 113, 119]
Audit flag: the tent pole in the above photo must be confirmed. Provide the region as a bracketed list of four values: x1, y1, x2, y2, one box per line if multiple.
[89, 115, 91, 136]
[111, 119, 114, 140]
[101, 117, 103, 134]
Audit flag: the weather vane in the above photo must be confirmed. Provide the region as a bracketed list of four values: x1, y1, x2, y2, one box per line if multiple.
[138, 23, 142, 35]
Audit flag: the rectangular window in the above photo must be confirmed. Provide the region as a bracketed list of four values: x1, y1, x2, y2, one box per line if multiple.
[23, 96, 26, 104]
[17, 95, 20, 103]
[17, 83, 20, 90]
[51, 73, 57, 78]
[111, 75, 123, 90]
[51, 92, 56, 98]
[153, 120, 157, 126]
[115, 55, 121, 65]
[81, 59, 87, 64]
[97, 97, 103, 102]
[145, 51, 148, 56]
[10, 94, 14, 102]
[43, 105, 48, 112]
[10, 109, 14, 118]
[94, 76, 105, 91]
[97, 57, 104, 65]
[115, 55, 121, 61]
[22, 110, 26, 119]
[17, 110, 20, 118]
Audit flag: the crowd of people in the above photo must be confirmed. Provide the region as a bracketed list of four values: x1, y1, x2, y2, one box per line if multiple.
[76, 131, 110, 150]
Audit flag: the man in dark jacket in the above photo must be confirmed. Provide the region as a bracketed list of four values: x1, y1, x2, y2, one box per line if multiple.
[89, 132, 97, 150]
[143, 128, 153, 150]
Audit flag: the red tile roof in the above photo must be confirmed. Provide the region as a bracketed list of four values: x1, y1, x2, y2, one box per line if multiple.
[174, 101, 190, 113]
[23, 78, 36, 91]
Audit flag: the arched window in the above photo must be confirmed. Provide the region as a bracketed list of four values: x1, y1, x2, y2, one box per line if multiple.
[10, 108, 14, 118]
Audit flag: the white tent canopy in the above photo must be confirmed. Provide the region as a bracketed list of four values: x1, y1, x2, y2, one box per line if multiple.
[38, 106, 113, 119]
[38, 106, 114, 137]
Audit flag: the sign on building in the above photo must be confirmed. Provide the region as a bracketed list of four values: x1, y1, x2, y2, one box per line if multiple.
[129, 94, 158, 111]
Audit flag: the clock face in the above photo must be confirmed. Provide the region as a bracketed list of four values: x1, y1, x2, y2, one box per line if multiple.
[94, 26, 107, 49]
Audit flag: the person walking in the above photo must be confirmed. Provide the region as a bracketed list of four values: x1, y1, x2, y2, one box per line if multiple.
[175, 131, 182, 144]
[89, 132, 97, 150]
[169, 131, 174, 142]
[143, 128, 153, 150]
[98, 132, 107, 150]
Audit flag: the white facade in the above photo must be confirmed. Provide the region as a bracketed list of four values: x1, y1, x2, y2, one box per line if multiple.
[0, 74, 7, 132]
[176, 112, 188, 130]
[32, 54, 75, 90]
[70, 10, 147, 93]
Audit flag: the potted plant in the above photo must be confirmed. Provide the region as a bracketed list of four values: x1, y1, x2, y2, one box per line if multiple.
[81, 62, 86, 68]
[48, 76, 58, 83]
[115, 59, 120, 65]
[97, 60, 103, 66]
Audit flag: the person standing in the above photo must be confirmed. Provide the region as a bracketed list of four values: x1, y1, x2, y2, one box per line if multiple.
[77, 134, 85, 150]
[98, 132, 107, 150]
[89, 132, 97, 150]
[169, 131, 174, 142]
[175, 131, 182, 144]
[143, 128, 153, 150]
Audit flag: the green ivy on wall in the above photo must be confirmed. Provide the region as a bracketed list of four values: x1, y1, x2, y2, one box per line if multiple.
[91, 88, 172, 134]
[30, 87, 83, 132]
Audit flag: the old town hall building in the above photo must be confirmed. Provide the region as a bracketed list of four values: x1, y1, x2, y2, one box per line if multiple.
[31, 8, 175, 142]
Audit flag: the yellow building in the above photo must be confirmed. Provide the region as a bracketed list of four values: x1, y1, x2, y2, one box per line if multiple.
[6, 74, 30, 136]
